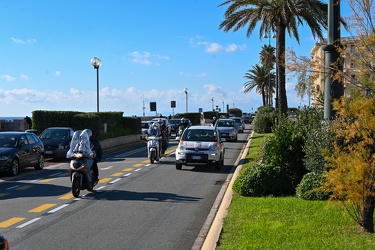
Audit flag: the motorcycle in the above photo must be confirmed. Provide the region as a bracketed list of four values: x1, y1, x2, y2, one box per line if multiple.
[69, 152, 97, 198]
[147, 135, 162, 164]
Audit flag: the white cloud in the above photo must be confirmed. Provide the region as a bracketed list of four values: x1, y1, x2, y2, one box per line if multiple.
[55, 71, 61, 76]
[197, 41, 246, 53]
[129, 51, 169, 65]
[2, 74, 16, 82]
[10, 37, 36, 44]
[20, 74, 31, 80]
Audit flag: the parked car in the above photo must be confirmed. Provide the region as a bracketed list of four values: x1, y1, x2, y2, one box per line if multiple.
[175, 125, 225, 170]
[151, 118, 171, 135]
[169, 118, 192, 135]
[141, 121, 153, 140]
[0, 234, 9, 250]
[215, 119, 238, 142]
[230, 117, 245, 133]
[39, 127, 74, 158]
[0, 132, 45, 176]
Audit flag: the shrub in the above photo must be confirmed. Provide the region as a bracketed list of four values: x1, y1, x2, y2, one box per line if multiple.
[296, 171, 330, 200]
[233, 163, 294, 197]
[253, 106, 276, 133]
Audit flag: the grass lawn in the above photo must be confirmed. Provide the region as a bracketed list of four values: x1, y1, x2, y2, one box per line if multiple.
[216, 133, 375, 250]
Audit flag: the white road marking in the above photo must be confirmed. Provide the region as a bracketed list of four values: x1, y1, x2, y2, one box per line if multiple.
[16, 218, 41, 228]
[47, 204, 70, 213]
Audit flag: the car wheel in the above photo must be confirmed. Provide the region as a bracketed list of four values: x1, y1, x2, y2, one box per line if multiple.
[176, 163, 182, 170]
[214, 157, 222, 171]
[34, 154, 45, 170]
[9, 159, 19, 176]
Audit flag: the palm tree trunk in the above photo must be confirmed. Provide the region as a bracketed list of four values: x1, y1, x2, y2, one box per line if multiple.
[276, 26, 288, 116]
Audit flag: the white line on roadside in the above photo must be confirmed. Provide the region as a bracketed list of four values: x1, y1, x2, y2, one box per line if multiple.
[6, 185, 21, 190]
[49, 172, 63, 177]
[47, 204, 70, 213]
[16, 218, 41, 228]
[109, 178, 122, 184]
[122, 173, 131, 177]
[31, 178, 43, 182]
[96, 186, 105, 190]
[134, 168, 141, 172]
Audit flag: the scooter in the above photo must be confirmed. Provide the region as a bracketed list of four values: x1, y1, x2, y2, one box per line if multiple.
[147, 135, 162, 164]
[69, 152, 97, 198]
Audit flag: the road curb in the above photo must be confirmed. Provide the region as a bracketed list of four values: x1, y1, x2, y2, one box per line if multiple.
[194, 130, 254, 250]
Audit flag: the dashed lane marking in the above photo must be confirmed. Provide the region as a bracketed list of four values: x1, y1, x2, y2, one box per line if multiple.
[39, 178, 56, 183]
[99, 178, 112, 183]
[47, 204, 70, 214]
[0, 193, 9, 198]
[123, 167, 134, 171]
[111, 172, 124, 177]
[0, 217, 25, 228]
[16, 218, 41, 228]
[15, 185, 32, 191]
[58, 193, 74, 200]
[29, 204, 56, 213]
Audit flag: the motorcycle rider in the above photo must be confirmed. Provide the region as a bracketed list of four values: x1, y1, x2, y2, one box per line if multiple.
[157, 119, 168, 151]
[178, 118, 189, 131]
[83, 129, 102, 182]
[148, 121, 161, 137]
[66, 130, 94, 183]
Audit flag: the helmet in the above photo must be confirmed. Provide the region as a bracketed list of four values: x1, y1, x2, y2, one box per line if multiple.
[213, 116, 216, 119]
[181, 118, 186, 123]
[82, 129, 92, 137]
[158, 118, 163, 124]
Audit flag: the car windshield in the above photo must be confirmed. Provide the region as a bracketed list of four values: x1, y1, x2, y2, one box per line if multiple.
[216, 120, 235, 127]
[182, 129, 217, 142]
[170, 119, 180, 125]
[0, 135, 18, 148]
[40, 129, 68, 140]
[142, 122, 150, 129]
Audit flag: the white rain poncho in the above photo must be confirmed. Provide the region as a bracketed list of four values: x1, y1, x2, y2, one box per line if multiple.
[66, 130, 93, 158]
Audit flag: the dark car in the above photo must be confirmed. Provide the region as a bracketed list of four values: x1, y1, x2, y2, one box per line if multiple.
[0, 132, 45, 176]
[39, 127, 74, 158]
[169, 118, 192, 135]
[0, 234, 9, 250]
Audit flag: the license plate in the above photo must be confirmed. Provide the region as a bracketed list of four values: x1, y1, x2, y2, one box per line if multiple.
[222, 133, 228, 136]
[45, 151, 53, 154]
[192, 155, 202, 160]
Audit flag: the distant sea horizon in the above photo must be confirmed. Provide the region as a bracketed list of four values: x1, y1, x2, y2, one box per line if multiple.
[0, 117, 25, 121]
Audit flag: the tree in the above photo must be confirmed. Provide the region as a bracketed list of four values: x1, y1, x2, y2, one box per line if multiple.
[219, 0, 328, 117]
[326, 97, 375, 233]
[243, 64, 275, 106]
[260, 44, 276, 105]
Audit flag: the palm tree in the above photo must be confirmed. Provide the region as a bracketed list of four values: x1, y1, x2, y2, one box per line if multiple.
[260, 44, 276, 71]
[219, 0, 327, 116]
[244, 64, 275, 106]
[260, 44, 276, 105]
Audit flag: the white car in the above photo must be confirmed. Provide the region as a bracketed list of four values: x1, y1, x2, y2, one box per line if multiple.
[215, 119, 238, 142]
[175, 125, 225, 171]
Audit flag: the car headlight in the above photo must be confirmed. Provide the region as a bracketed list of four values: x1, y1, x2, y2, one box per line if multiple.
[0, 155, 9, 161]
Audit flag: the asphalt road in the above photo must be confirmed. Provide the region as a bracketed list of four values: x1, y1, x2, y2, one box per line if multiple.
[0, 125, 251, 250]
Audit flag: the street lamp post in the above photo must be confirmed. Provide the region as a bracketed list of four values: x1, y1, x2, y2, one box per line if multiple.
[211, 97, 214, 111]
[222, 100, 224, 113]
[91, 57, 102, 112]
[184, 88, 188, 113]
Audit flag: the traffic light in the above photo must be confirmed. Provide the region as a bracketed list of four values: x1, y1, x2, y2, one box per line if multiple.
[171, 101, 176, 108]
[150, 102, 157, 112]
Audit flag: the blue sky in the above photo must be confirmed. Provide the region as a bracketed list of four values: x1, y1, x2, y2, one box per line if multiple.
[0, 0, 352, 117]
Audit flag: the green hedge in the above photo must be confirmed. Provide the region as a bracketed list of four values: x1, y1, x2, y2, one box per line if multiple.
[31, 110, 140, 139]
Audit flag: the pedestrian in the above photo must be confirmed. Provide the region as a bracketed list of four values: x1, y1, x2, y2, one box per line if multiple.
[24, 116, 32, 129]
